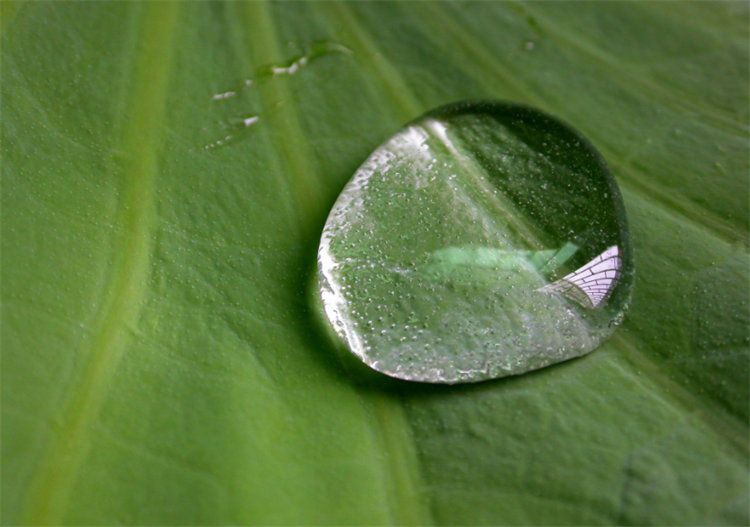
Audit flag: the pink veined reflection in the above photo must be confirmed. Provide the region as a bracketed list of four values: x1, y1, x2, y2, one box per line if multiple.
[537, 246, 621, 309]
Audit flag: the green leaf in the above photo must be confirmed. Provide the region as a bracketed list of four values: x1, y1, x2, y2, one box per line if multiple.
[2, 2, 747, 525]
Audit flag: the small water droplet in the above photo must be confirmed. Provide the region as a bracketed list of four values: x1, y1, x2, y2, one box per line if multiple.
[211, 90, 237, 101]
[200, 113, 260, 151]
[202, 41, 351, 150]
[212, 41, 352, 103]
[318, 101, 634, 384]
[258, 41, 352, 78]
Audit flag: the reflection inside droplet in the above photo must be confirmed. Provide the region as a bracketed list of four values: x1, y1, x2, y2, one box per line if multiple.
[538, 246, 621, 309]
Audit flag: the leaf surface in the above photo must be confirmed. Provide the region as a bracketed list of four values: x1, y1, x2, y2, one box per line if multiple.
[2, 2, 748, 525]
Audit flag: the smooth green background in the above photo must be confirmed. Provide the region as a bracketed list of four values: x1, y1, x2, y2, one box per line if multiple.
[2, 2, 748, 525]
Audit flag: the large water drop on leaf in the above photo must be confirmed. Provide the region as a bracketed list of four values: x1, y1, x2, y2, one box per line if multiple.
[318, 101, 634, 383]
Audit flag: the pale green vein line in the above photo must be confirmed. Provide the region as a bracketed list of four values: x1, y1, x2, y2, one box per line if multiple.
[221, 4, 299, 239]
[366, 394, 434, 526]
[236, 0, 323, 232]
[324, 1, 422, 124]
[19, 4, 180, 525]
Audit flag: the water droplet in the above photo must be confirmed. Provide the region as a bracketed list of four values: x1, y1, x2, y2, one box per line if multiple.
[202, 41, 350, 151]
[211, 41, 352, 104]
[318, 101, 634, 384]
[201, 113, 260, 151]
[212, 90, 237, 101]
[256, 41, 352, 78]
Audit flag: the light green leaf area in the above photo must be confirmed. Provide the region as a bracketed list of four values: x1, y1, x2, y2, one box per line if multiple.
[2, 2, 748, 525]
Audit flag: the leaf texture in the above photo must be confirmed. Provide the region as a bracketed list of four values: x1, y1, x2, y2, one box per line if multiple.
[2, 2, 748, 525]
